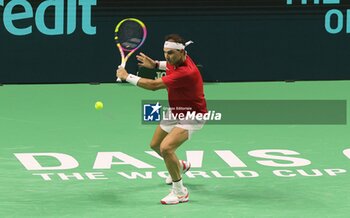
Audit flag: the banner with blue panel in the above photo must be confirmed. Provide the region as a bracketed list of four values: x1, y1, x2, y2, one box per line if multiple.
[0, 0, 349, 84]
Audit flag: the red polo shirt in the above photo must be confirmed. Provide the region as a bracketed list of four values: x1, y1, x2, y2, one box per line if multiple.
[161, 55, 207, 115]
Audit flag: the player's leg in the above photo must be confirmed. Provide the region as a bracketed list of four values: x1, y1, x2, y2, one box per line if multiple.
[160, 127, 189, 204]
[149, 125, 168, 157]
[160, 127, 188, 181]
[165, 159, 191, 185]
[153, 120, 190, 184]
[151, 108, 177, 156]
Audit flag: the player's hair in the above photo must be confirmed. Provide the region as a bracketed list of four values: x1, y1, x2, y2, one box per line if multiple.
[165, 34, 186, 45]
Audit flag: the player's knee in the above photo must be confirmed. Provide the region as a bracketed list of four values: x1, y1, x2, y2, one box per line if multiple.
[149, 141, 160, 151]
[160, 144, 174, 157]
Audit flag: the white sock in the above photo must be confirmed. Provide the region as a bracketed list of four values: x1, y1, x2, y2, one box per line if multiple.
[172, 179, 185, 193]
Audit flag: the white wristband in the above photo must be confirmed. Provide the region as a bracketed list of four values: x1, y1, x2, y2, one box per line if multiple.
[159, 61, 167, 70]
[126, 74, 141, 86]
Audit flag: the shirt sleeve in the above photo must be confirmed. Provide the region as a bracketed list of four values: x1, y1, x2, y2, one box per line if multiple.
[162, 67, 193, 89]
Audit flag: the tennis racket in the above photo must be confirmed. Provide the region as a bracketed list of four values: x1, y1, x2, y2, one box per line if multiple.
[115, 18, 147, 82]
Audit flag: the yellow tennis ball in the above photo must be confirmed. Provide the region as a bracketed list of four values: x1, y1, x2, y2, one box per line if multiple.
[95, 101, 103, 110]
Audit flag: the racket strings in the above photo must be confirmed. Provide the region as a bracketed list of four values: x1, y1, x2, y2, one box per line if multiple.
[116, 21, 143, 50]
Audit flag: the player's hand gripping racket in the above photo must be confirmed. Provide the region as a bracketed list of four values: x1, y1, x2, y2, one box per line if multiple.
[115, 18, 147, 82]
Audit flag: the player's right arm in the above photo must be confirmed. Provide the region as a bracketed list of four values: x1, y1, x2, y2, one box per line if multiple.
[136, 53, 157, 69]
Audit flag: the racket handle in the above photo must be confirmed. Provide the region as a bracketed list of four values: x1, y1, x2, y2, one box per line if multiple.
[116, 64, 125, 82]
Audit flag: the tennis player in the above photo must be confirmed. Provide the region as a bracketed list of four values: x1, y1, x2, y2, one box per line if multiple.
[116, 34, 207, 205]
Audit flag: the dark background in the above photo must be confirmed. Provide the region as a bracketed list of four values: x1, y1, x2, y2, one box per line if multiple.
[1, 0, 350, 84]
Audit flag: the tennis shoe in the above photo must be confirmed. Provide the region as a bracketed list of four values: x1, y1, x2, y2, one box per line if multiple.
[160, 188, 189, 205]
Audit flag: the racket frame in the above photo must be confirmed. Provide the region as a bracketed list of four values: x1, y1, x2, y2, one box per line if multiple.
[115, 18, 147, 81]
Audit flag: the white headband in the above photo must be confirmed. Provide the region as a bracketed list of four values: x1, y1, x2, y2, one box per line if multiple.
[164, 41, 194, 50]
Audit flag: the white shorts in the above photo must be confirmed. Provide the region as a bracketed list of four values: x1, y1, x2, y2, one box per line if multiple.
[160, 110, 205, 140]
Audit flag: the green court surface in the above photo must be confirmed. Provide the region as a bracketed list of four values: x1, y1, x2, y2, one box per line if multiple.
[1, 81, 350, 218]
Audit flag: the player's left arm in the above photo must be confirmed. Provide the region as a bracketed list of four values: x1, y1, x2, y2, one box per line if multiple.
[137, 78, 167, 90]
[116, 67, 167, 91]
